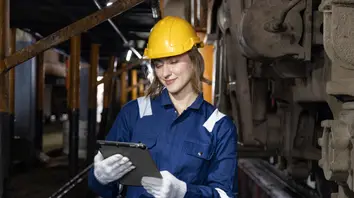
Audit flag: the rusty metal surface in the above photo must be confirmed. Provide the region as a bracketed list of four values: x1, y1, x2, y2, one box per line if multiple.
[69, 35, 81, 110]
[0, 1, 10, 196]
[103, 56, 115, 108]
[0, 0, 9, 113]
[9, 28, 15, 114]
[1, 0, 144, 73]
[89, 44, 99, 109]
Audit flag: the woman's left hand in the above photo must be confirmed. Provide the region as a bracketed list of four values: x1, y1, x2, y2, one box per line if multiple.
[141, 171, 187, 198]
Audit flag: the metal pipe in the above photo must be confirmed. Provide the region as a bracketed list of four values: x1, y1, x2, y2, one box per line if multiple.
[87, 44, 99, 165]
[68, 35, 81, 177]
[97, 56, 115, 141]
[9, 28, 15, 115]
[1, 0, 145, 74]
[93, 0, 142, 59]
[0, 0, 10, 196]
[104, 56, 115, 109]
[150, 0, 162, 20]
[131, 69, 138, 100]
[35, 52, 44, 152]
[264, 0, 302, 33]
[8, 28, 15, 180]
[49, 164, 93, 198]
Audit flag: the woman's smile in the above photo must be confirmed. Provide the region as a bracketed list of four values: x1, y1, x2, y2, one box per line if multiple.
[165, 78, 177, 85]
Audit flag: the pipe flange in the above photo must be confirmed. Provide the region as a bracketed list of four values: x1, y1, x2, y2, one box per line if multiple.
[238, 0, 305, 60]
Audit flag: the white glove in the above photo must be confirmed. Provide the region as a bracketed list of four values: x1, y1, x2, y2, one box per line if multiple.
[93, 151, 135, 185]
[141, 170, 187, 198]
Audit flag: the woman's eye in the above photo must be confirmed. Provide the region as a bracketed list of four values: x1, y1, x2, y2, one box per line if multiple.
[170, 60, 178, 64]
[155, 64, 163, 69]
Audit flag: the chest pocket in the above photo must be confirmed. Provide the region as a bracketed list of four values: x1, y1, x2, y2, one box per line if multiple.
[131, 130, 159, 149]
[183, 141, 214, 160]
[181, 140, 214, 182]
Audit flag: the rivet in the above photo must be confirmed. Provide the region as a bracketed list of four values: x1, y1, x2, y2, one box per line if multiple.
[198, 152, 203, 156]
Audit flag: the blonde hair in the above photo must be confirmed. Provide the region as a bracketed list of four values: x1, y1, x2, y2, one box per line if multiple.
[145, 47, 206, 98]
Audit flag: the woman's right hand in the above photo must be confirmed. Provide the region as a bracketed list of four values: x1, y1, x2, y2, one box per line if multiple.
[93, 151, 136, 185]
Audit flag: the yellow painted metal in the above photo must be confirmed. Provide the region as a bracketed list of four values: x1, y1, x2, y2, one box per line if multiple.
[139, 79, 145, 97]
[131, 69, 138, 100]
[69, 35, 81, 109]
[197, 32, 214, 104]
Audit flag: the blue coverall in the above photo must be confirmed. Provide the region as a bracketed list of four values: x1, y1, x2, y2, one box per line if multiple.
[88, 89, 238, 197]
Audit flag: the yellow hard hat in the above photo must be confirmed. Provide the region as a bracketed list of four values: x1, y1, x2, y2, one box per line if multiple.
[143, 16, 204, 59]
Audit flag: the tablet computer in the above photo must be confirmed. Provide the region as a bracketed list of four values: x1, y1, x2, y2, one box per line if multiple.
[96, 140, 162, 186]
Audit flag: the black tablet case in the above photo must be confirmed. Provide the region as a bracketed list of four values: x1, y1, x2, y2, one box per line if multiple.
[98, 141, 162, 186]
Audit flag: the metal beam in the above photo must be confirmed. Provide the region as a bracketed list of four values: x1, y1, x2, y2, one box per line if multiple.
[1, 0, 144, 73]
[0, 0, 10, 197]
[68, 35, 81, 177]
[12, 22, 152, 38]
[8, 28, 15, 180]
[35, 52, 44, 152]
[87, 43, 99, 166]
[131, 69, 138, 100]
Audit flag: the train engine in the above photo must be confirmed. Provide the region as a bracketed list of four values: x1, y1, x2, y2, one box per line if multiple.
[206, 0, 354, 197]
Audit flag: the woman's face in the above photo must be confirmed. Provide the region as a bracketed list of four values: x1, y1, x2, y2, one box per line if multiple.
[153, 53, 194, 95]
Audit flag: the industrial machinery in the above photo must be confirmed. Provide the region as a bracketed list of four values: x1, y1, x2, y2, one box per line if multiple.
[202, 0, 354, 197]
[5, 0, 354, 197]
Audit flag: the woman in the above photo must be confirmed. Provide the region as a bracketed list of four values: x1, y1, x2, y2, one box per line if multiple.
[88, 16, 238, 198]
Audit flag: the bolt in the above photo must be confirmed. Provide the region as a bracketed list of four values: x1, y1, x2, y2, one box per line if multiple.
[319, 159, 324, 167]
[318, 137, 323, 146]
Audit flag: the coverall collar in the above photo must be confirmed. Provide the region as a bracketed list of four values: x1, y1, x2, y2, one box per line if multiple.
[160, 88, 204, 110]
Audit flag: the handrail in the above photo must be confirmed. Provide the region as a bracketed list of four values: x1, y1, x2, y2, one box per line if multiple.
[49, 164, 93, 198]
